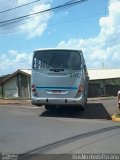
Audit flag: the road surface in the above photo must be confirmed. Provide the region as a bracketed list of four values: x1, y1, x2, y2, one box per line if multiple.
[0, 98, 120, 159]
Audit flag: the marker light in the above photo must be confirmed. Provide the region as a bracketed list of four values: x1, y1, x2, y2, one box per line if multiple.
[77, 84, 84, 94]
[32, 84, 39, 97]
[32, 84, 36, 93]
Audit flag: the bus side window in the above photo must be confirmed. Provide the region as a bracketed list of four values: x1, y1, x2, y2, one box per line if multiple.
[33, 58, 37, 69]
[38, 60, 41, 69]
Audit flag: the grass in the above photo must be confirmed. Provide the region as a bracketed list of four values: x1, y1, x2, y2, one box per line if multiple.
[115, 113, 120, 118]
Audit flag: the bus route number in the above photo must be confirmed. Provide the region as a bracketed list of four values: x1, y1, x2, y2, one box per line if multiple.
[70, 72, 81, 78]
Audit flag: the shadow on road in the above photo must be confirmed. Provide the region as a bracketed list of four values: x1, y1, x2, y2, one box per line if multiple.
[40, 103, 111, 120]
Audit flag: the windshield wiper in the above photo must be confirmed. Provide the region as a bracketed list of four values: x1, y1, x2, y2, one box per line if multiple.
[49, 68, 64, 72]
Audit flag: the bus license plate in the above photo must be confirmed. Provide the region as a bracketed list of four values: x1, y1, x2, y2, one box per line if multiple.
[52, 90, 61, 94]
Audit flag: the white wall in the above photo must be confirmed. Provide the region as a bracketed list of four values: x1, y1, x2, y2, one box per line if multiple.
[4, 76, 18, 98]
[0, 86, 2, 98]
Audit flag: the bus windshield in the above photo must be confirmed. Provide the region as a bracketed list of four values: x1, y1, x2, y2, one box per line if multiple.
[33, 50, 81, 70]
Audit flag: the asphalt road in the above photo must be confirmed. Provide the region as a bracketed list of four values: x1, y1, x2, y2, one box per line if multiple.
[0, 98, 120, 159]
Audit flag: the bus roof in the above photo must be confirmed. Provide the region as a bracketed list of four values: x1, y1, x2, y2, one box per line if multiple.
[34, 48, 82, 52]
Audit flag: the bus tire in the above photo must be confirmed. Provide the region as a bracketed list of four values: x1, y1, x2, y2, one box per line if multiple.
[80, 106, 85, 111]
[76, 106, 85, 112]
[85, 98, 87, 104]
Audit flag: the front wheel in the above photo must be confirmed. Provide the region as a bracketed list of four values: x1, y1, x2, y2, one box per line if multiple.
[45, 105, 56, 111]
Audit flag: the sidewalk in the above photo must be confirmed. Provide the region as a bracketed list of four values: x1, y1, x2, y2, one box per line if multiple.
[0, 99, 31, 105]
[88, 96, 116, 101]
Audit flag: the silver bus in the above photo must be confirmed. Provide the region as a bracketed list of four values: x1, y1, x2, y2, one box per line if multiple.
[31, 48, 89, 111]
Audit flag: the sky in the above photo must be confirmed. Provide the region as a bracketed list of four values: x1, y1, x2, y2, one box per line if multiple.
[0, 0, 120, 76]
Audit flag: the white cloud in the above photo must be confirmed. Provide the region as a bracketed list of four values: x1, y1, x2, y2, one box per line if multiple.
[17, 0, 28, 5]
[20, 3, 51, 38]
[0, 50, 32, 75]
[0, 0, 52, 38]
[57, 0, 120, 69]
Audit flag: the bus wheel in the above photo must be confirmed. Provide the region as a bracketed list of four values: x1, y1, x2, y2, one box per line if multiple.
[76, 106, 85, 112]
[80, 106, 85, 111]
[45, 105, 56, 111]
[85, 98, 87, 105]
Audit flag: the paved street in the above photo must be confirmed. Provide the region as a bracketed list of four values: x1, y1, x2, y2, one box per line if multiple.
[0, 98, 120, 158]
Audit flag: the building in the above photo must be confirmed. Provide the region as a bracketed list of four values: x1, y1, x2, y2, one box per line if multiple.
[0, 69, 31, 99]
[0, 68, 120, 99]
[88, 69, 120, 97]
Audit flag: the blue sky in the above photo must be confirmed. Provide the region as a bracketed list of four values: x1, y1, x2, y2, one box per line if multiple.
[0, 0, 120, 75]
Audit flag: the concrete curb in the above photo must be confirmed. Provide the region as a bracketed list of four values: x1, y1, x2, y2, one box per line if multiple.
[112, 114, 120, 122]
[88, 97, 116, 101]
[0, 99, 31, 105]
[0, 103, 31, 106]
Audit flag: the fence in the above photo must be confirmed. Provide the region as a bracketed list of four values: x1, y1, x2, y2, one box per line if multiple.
[88, 83, 120, 97]
[88, 83, 100, 97]
[105, 84, 120, 96]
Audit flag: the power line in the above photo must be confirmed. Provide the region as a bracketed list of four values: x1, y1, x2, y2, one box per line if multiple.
[105, 0, 108, 69]
[0, 0, 41, 14]
[102, 0, 108, 69]
[0, 0, 88, 35]
[0, 12, 103, 34]
[0, 0, 87, 26]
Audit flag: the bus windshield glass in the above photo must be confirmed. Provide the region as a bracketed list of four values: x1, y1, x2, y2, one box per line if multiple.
[33, 50, 81, 70]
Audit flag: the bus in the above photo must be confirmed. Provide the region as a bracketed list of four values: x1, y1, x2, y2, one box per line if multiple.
[31, 48, 89, 111]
